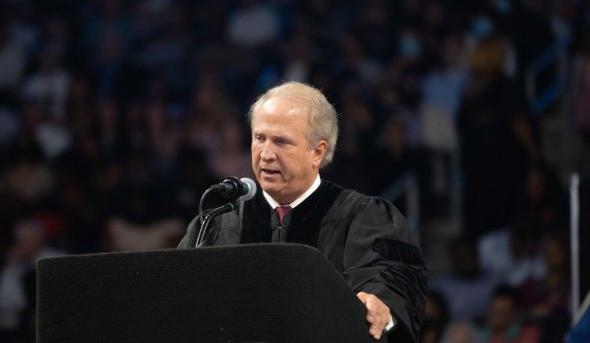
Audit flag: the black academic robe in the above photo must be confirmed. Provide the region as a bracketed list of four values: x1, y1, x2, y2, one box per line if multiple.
[178, 180, 427, 342]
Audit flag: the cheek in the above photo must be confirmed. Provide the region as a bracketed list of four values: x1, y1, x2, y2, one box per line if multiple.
[286, 152, 309, 176]
[251, 156, 257, 172]
[251, 145, 260, 161]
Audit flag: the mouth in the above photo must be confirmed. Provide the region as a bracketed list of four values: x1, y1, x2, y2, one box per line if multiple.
[260, 168, 281, 177]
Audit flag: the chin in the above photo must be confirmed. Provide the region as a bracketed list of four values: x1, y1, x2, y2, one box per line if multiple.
[259, 180, 285, 196]
[259, 181, 279, 193]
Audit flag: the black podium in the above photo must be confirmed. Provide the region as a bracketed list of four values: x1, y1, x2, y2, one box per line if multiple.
[37, 243, 381, 342]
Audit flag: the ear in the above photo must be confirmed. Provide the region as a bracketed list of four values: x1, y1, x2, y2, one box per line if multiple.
[311, 140, 328, 169]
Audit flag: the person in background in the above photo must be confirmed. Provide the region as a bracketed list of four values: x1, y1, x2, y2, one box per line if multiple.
[458, 35, 539, 238]
[478, 221, 546, 287]
[519, 233, 570, 343]
[0, 219, 63, 343]
[431, 235, 498, 322]
[420, 290, 450, 343]
[481, 285, 540, 343]
[440, 321, 481, 343]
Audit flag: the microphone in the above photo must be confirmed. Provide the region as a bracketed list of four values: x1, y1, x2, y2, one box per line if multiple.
[211, 177, 257, 200]
[239, 177, 257, 201]
[194, 177, 256, 247]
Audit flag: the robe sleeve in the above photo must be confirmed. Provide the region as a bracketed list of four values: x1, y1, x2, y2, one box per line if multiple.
[177, 208, 242, 248]
[177, 214, 201, 248]
[341, 196, 427, 342]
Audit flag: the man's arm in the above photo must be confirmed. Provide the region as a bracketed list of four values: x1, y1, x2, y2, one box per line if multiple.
[178, 208, 243, 248]
[342, 196, 427, 342]
[177, 215, 201, 248]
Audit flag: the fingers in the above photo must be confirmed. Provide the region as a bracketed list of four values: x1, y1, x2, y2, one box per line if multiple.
[357, 291, 369, 303]
[356, 292, 391, 340]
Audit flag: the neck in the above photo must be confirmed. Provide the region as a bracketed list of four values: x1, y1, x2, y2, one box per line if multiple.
[263, 174, 321, 208]
[273, 192, 300, 206]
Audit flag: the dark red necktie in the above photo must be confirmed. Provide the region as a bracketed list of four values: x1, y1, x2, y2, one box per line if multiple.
[275, 205, 292, 226]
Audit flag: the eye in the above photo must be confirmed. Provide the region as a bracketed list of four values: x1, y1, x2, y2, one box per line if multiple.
[274, 137, 289, 146]
[254, 134, 265, 142]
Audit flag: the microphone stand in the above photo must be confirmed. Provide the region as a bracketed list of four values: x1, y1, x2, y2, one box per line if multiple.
[192, 177, 256, 247]
[194, 202, 236, 247]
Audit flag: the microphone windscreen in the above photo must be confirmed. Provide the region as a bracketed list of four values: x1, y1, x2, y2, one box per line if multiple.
[240, 177, 257, 201]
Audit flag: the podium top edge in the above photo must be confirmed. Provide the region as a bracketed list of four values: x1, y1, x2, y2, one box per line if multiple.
[37, 242, 322, 265]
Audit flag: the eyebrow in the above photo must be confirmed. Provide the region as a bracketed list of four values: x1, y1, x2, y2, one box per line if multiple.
[253, 131, 295, 143]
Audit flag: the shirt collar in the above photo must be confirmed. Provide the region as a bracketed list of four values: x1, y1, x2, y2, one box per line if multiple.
[263, 174, 321, 209]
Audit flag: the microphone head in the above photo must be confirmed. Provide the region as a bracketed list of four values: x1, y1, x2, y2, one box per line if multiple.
[218, 176, 242, 199]
[239, 177, 257, 201]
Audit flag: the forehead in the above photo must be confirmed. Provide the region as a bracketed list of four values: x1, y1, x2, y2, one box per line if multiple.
[251, 97, 310, 131]
[257, 96, 308, 117]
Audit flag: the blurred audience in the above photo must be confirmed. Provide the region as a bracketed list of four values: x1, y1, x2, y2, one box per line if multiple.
[458, 35, 539, 238]
[440, 321, 481, 343]
[520, 233, 570, 343]
[420, 290, 449, 343]
[0, 220, 64, 342]
[481, 285, 541, 343]
[431, 236, 498, 322]
[478, 222, 546, 287]
[0, 1, 585, 342]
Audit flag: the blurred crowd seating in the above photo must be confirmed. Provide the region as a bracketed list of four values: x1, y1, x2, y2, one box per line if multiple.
[1, 1, 589, 342]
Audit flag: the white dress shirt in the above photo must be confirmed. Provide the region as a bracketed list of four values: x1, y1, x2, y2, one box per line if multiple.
[262, 174, 321, 209]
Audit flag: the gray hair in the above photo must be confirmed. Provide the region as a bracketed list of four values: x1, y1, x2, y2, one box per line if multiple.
[248, 81, 338, 168]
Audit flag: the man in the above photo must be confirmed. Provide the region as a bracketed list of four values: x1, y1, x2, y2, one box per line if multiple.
[178, 82, 426, 341]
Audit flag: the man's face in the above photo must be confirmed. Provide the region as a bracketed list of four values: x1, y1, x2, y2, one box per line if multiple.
[251, 97, 326, 204]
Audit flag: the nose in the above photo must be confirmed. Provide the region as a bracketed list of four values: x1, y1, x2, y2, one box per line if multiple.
[260, 142, 276, 162]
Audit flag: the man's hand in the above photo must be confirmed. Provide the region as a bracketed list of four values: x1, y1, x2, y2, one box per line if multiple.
[357, 292, 391, 340]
